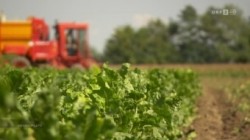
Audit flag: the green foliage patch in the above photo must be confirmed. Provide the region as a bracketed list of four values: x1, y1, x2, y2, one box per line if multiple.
[0, 64, 200, 140]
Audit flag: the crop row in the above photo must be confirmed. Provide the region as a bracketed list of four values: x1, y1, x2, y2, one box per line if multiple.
[0, 64, 200, 140]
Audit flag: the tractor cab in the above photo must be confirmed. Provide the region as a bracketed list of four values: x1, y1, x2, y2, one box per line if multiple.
[54, 22, 93, 67]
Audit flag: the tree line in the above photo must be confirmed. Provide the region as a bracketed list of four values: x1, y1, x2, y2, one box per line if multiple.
[98, 4, 250, 64]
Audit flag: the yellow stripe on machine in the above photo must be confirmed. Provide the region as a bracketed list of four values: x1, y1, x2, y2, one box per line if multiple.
[0, 21, 32, 40]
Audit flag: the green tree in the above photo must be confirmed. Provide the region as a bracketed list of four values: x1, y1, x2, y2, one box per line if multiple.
[201, 4, 250, 62]
[171, 5, 219, 63]
[134, 19, 176, 63]
[179, 5, 198, 23]
[103, 4, 250, 64]
[171, 4, 250, 63]
[104, 25, 136, 64]
[104, 19, 176, 64]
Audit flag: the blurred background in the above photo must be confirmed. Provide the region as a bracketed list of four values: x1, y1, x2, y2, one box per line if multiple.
[1, 1, 250, 139]
[1, 0, 250, 64]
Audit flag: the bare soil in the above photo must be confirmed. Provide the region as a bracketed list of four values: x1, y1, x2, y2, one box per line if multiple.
[193, 86, 250, 140]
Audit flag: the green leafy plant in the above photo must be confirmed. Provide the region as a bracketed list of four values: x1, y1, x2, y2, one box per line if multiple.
[0, 64, 200, 140]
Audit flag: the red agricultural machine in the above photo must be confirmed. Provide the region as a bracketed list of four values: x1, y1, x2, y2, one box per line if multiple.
[0, 14, 97, 68]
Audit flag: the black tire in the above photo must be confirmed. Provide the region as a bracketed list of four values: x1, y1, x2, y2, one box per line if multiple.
[11, 56, 31, 68]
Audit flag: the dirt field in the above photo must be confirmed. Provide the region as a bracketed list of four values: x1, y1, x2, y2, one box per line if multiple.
[193, 86, 250, 140]
[184, 65, 250, 140]
[188, 64, 250, 140]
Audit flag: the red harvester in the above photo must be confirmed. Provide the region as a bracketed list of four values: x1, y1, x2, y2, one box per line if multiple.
[0, 15, 97, 68]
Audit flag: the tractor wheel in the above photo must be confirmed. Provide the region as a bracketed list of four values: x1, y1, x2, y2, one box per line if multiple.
[12, 56, 31, 68]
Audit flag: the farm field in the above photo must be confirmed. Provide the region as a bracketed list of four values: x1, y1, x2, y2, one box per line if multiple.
[124, 64, 250, 140]
[193, 64, 250, 140]
[0, 64, 200, 140]
[0, 64, 250, 140]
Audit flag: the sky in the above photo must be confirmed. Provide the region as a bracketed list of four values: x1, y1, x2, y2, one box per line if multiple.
[0, 0, 250, 53]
